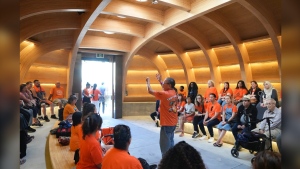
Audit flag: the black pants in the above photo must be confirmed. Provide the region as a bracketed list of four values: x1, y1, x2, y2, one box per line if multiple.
[20, 130, 27, 158]
[150, 111, 160, 121]
[82, 97, 91, 104]
[193, 116, 204, 133]
[198, 118, 220, 137]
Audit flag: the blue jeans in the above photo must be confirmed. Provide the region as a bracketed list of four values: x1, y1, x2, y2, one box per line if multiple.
[160, 126, 176, 156]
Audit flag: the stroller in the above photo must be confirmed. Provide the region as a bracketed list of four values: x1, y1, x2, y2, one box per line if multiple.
[100, 127, 114, 155]
[231, 111, 274, 159]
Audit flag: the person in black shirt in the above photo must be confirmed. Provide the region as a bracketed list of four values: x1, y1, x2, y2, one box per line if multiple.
[231, 95, 258, 142]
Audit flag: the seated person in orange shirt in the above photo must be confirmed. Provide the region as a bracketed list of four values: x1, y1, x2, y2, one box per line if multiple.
[204, 80, 218, 103]
[198, 93, 222, 143]
[70, 112, 82, 151]
[48, 81, 68, 109]
[233, 80, 248, 108]
[178, 86, 187, 99]
[218, 82, 233, 106]
[102, 124, 143, 169]
[177, 96, 195, 137]
[76, 113, 103, 169]
[31, 79, 57, 121]
[63, 95, 79, 120]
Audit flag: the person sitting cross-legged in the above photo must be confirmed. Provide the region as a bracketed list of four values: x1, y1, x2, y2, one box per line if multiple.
[252, 98, 281, 150]
[198, 93, 221, 143]
[101, 124, 143, 169]
[214, 95, 237, 147]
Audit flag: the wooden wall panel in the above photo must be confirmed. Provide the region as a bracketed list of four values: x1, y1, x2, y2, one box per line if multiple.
[219, 65, 242, 83]
[35, 49, 69, 67]
[168, 69, 186, 84]
[194, 68, 211, 83]
[245, 39, 278, 62]
[127, 55, 157, 70]
[187, 51, 209, 67]
[250, 61, 280, 82]
[160, 54, 182, 69]
[126, 70, 157, 84]
[214, 46, 239, 66]
[126, 84, 161, 96]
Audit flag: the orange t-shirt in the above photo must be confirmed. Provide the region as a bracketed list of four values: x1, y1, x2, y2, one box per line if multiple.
[178, 90, 187, 98]
[63, 104, 78, 120]
[76, 134, 103, 169]
[204, 87, 218, 101]
[219, 88, 233, 97]
[206, 102, 222, 121]
[90, 89, 101, 101]
[70, 124, 83, 151]
[102, 147, 143, 169]
[153, 90, 178, 126]
[176, 100, 185, 113]
[195, 103, 207, 114]
[50, 87, 65, 100]
[233, 88, 248, 101]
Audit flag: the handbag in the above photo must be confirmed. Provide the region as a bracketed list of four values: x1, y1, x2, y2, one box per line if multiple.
[58, 136, 70, 146]
[56, 120, 72, 138]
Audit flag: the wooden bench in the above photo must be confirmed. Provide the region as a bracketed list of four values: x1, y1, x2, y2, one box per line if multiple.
[48, 121, 75, 169]
[183, 122, 279, 152]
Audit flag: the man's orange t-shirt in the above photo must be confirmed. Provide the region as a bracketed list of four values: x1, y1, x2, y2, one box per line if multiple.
[101, 147, 143, 169]
[233, 88, 248, 101]
[50, 87, 65, 100]
[70, 124, 82, 151]
[204, 87, 218, 101]
[63, 104, 78, 120]
[76, 134, 103, 169]
[153, 90, 178, 126]
[219, 88, 233, 97]
[206, 102, 222, 121]
[90, 89, 101, 101]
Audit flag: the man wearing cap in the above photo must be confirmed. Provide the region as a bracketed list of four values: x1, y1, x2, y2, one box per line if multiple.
[231, 95, 258, 143]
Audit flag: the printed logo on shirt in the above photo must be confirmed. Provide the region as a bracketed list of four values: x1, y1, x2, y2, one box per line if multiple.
[167, 95, 178, 113]
[56, 90, 63, 96]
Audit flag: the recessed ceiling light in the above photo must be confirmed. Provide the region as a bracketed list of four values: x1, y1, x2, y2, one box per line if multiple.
[136, 0, 147, 2]
[103, 31, 114, 34]
[117, 15, 126, 18]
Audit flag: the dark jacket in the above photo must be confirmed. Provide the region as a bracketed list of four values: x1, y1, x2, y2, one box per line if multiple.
[236, 104, 258, 130]
[247, 87, 262, 105]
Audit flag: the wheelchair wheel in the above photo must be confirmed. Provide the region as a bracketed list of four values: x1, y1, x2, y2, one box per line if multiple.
[251, 157, 255, 163]
[249, 150, 254, 154]
[231, 148, 239, 158]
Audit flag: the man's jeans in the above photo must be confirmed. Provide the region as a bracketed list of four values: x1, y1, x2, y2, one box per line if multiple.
[160, 126, 176, 156]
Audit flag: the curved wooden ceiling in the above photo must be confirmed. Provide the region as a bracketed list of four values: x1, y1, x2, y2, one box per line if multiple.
[20, 0, 281, 94]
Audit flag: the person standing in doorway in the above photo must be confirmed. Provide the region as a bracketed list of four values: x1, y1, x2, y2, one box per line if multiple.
[82, 82, 91, 104]
[90, 84, 101, 114]
[99, 82, 106, 114]
[146, 74, 177, 157]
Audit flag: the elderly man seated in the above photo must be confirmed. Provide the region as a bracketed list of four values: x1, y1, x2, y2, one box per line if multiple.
[252, 98, 281, 149]
[48, 81, 68, 109]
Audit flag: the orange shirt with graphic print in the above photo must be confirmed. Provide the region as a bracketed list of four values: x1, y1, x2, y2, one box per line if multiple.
[233, 88, 248, 101]
[102, 147, 143, 169]
[153, 90, 178, 126]
[70, 124, 82, 151]
[50, 87, 65, 100]
[219, 88, 233, 97]
[76, 134, 103, 169]
[204, 87, 218, 101]
[89, 89, 101, 101]
[206, 102, 222, 121]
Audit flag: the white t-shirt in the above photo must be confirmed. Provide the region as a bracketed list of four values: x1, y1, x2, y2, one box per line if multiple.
[184, 103, 195, 114]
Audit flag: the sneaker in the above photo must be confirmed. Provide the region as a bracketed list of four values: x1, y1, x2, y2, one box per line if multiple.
[38, 116, 44, 120]
[32, 121, 43, 126]
[199, 135, 207, 140]
[192, 132, 200, 138]
[208, 137, 214, 143]
[27, 126, 36, 133]
[20, 158, 26, 165]
[26, 136, 33, 144]
[51, 114, 58, 119]
[44, 115, 50, 122]
[155, 120, 159, 127]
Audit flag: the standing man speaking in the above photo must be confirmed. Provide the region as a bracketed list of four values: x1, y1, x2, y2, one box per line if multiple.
[146, 74, 177, 156]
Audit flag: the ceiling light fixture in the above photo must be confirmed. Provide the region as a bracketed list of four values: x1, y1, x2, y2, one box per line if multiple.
[152, 0, 158, 4]
[117, 15, 126, 18]
[103, 31, 114, 34]
[136, 0, 147, 2]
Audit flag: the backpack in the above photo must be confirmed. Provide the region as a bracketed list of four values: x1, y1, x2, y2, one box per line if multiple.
[56, 120, 72, 138]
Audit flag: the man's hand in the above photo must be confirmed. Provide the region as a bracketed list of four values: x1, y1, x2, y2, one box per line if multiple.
[203, 120, 208, 126]
[146, 77, 150, 83]
[155, 74, 161, 82]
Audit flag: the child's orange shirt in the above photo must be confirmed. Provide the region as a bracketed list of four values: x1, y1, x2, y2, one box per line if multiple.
[70, 124, 82, 151]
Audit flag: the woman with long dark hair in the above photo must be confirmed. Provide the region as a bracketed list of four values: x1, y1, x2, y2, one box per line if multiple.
[188, 82, 198, 104]
[70, 112, 82, 151]
[192, 94, 206, 138]
[218, 82, 233, 106]
[82, 82, 91, 104]
[233, 80, 248, 108]
[248, 81, 262, 106]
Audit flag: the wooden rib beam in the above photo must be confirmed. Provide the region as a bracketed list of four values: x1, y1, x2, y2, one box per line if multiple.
[158, 0, 191, 12]
[20, 35, 73, 82]
[174, 24, 221, 86]
[202, 12, 253, 84]
[153, 35, 196, 83]
[80, 35, 131, 52]
[20, 13, 80, 43]
[67, 0, 111, 96]
[101, 0, 164, 24]
[238, 0, 281, 75]
[20, 0, 90, 20]
[90, 17, 145, 38]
